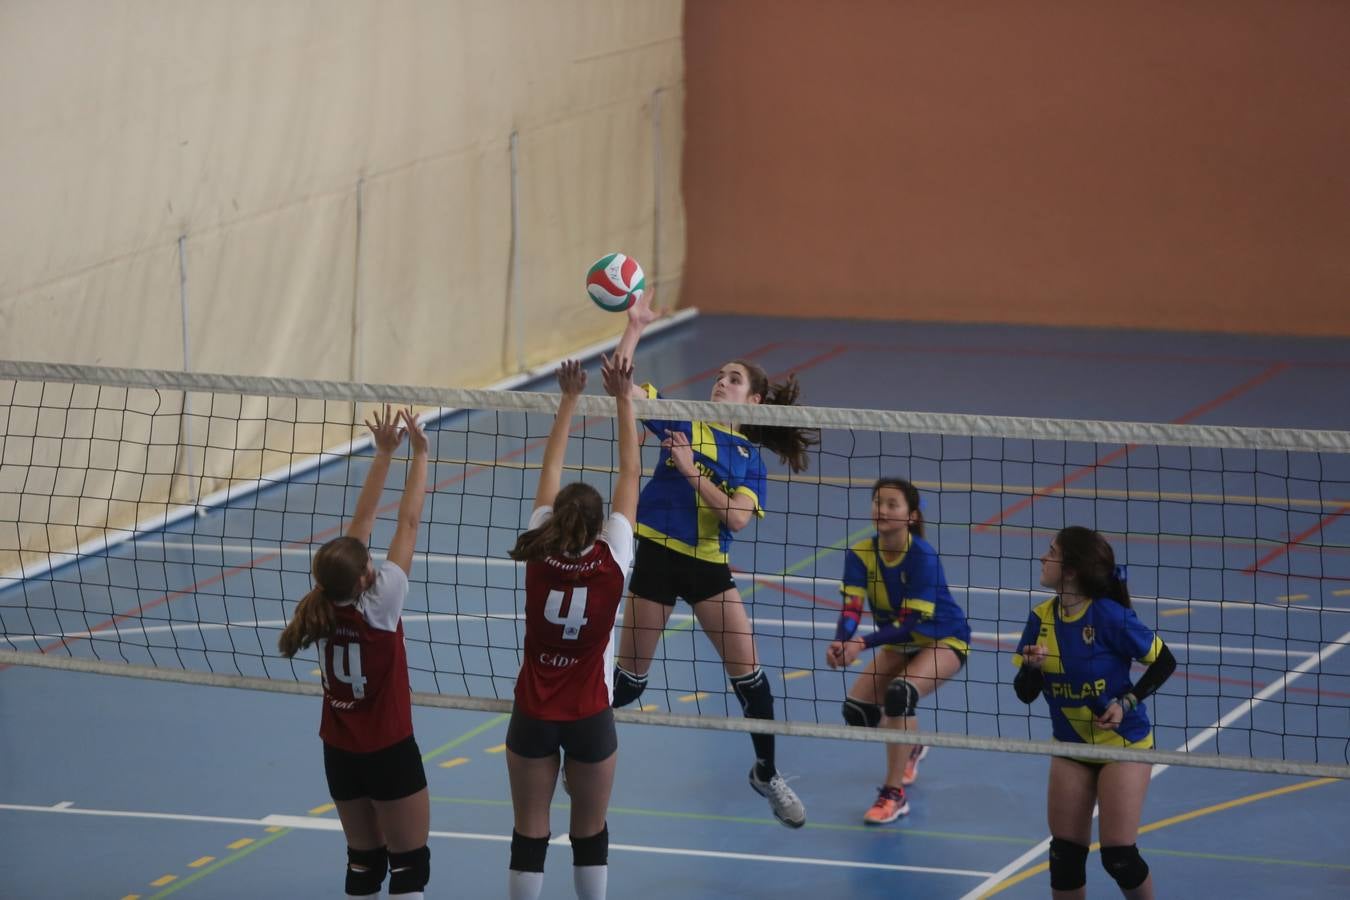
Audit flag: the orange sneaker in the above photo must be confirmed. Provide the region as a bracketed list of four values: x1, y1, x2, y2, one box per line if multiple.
[902, 745, 929, 787]
[863, 785, 910, 825]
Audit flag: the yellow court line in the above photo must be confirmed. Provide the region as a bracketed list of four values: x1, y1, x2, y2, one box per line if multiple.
[639, 704, 660, 712]
[187, 856, 215, 869]
[308, 803, 335, 815]
[264, 825, 284, 833]
[679, 692, 710, 702]
[149, 875, 177, 887]
[484, 743, 508, 754]
[226, 838, 253, 851]
[122, 895, 142, 899]
[981, 777, 1339, 897]
[1333, 588, 1350, 597]
[1160, 607, 1190, 617]
[1277, 594, 1309, 604]
[439, 757, 470, 769]
[783, 669, 812, 680]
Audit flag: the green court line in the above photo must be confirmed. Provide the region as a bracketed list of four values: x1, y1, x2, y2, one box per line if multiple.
[659, 523, 876, 638]
[135, 712, 510, 897]
[429, 795, 1036, 846]
[420, 712, 511, 763]
[147, 828, 292, 898]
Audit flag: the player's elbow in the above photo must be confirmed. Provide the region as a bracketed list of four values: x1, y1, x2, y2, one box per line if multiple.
[726, 509, 753, 532]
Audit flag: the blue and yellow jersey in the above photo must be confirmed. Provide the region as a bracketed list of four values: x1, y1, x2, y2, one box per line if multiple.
[635, 384, 767, 564]
[840, 534, 971, 654]
[1013, 597, 1164, 747]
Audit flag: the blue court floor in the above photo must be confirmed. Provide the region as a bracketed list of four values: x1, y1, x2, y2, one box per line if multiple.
[3, 314, 1350, 899]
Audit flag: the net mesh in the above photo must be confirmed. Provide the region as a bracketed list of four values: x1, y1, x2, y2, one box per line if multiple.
[3, 359, 1349, 777]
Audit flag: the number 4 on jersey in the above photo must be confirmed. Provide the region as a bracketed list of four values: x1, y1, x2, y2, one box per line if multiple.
[544, 587, 590, 640]
[316, 638, 367, 698]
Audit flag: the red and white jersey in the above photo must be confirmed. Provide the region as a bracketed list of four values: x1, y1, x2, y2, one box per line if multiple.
[317, 561, 414, 753]
[515, 507, 635, 721]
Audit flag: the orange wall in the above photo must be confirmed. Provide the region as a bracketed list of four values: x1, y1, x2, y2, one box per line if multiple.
[682, 1, 1350, 334]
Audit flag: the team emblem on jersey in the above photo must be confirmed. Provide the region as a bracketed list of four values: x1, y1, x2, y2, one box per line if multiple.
[1082, 626, 1095, 645]
[737, 445, 749, 457]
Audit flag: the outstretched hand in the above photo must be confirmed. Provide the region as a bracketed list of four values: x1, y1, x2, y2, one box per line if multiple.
[628, 288, 660, 330]
[601, 353, 634, 398]
[366, 404, 405, 454]
[399, 408, 428, 455]
[557, 359, 587, 396]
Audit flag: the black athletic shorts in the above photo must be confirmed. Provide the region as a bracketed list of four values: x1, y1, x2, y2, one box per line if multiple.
[505, 706, 618, 763]
[627, 536, 737, 606]
[323, 734, 428, 802]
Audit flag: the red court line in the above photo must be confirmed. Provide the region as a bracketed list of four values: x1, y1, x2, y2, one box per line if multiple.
[1243, 502, 1350, 575]
[3, 340, 829, 669]
[975, 363, 1290, 533]
[772, 338, 1350, 370]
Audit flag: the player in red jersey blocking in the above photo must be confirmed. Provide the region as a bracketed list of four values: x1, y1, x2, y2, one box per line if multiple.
[278, 405, 431, 899]
[504, 355, 640, 900]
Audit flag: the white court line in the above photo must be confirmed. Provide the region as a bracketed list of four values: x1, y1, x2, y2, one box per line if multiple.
[0, 802, 992, 878]
[959, 622, 1350, 899]
[17, 538, 1345, 616]
[1, 616, 1320, 660]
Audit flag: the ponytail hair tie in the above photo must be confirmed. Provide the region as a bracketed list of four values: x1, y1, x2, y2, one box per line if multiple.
[1113, 565, 1128, 584]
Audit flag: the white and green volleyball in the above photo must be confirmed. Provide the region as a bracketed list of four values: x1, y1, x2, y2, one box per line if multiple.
[586, 252, 645, 312]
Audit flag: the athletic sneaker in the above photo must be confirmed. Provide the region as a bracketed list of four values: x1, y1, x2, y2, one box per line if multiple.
[902, 744, 929, 787]
[748, 767, 806, 828]
[863, 785, 910, 825]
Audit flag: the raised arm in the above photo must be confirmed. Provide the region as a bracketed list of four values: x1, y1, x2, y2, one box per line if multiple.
[615, 290, 659, 399]
[601, 353, 639, 525]
[533, 360, 586, 510]
[385, 409, 429, 575]
[346, 404, 404, 545]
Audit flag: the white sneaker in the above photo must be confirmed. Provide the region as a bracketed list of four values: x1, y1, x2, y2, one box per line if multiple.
[748, 767, 806, 829]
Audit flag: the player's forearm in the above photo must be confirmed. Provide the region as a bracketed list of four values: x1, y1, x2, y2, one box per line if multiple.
[348, 449, 395, 539]
[1127, 643, 1176, 704]
[684, 471, 752, 530]
[398, 447, 428, 529]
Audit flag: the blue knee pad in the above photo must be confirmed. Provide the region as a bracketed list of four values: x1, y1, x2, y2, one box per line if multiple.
[842, 698, 881, 728]
[388, 845, 429, 896]
[345, 846, 387, 897]
[1101, 844, 1149, 891]
[883, 679, 920, 718]
[1048, 837, 1089, 891]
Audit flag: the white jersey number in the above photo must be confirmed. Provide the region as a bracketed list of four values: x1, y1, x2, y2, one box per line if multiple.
[544, 587, 590, 640]
[316, 639, 367, 698]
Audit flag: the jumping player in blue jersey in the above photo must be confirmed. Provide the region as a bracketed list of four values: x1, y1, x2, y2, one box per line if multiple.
[606, 294, 819, 827]
[1014, 526, 1176, 899]
[826, 478, 970, 824]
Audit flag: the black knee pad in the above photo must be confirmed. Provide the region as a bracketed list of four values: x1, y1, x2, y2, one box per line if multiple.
[570, 824, 609, 868]
[611, 666, 647, 708]
[345, 846, 387, 897]
[1101, 844, 1149, 891]
[883, 678, 920, 718]
[730, 668, 774, 719]
[387, 845, 429, 895]
[510, 830, 550, 874]
[842, 698, 881, 728]
[1048, 837, 1089, 891]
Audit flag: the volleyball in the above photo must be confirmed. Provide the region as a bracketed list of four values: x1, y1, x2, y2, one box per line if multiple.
[586, 253, 645, 312]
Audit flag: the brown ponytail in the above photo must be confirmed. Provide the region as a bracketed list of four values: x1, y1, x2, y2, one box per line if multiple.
[1055, 526, 1132, 608]
[732, 359, 820, 474]
[278, 536, 369, 657]
[510, 482, 604, 562]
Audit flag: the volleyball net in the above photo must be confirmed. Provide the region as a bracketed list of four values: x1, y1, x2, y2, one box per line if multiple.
[2, 358, 1349, 778]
